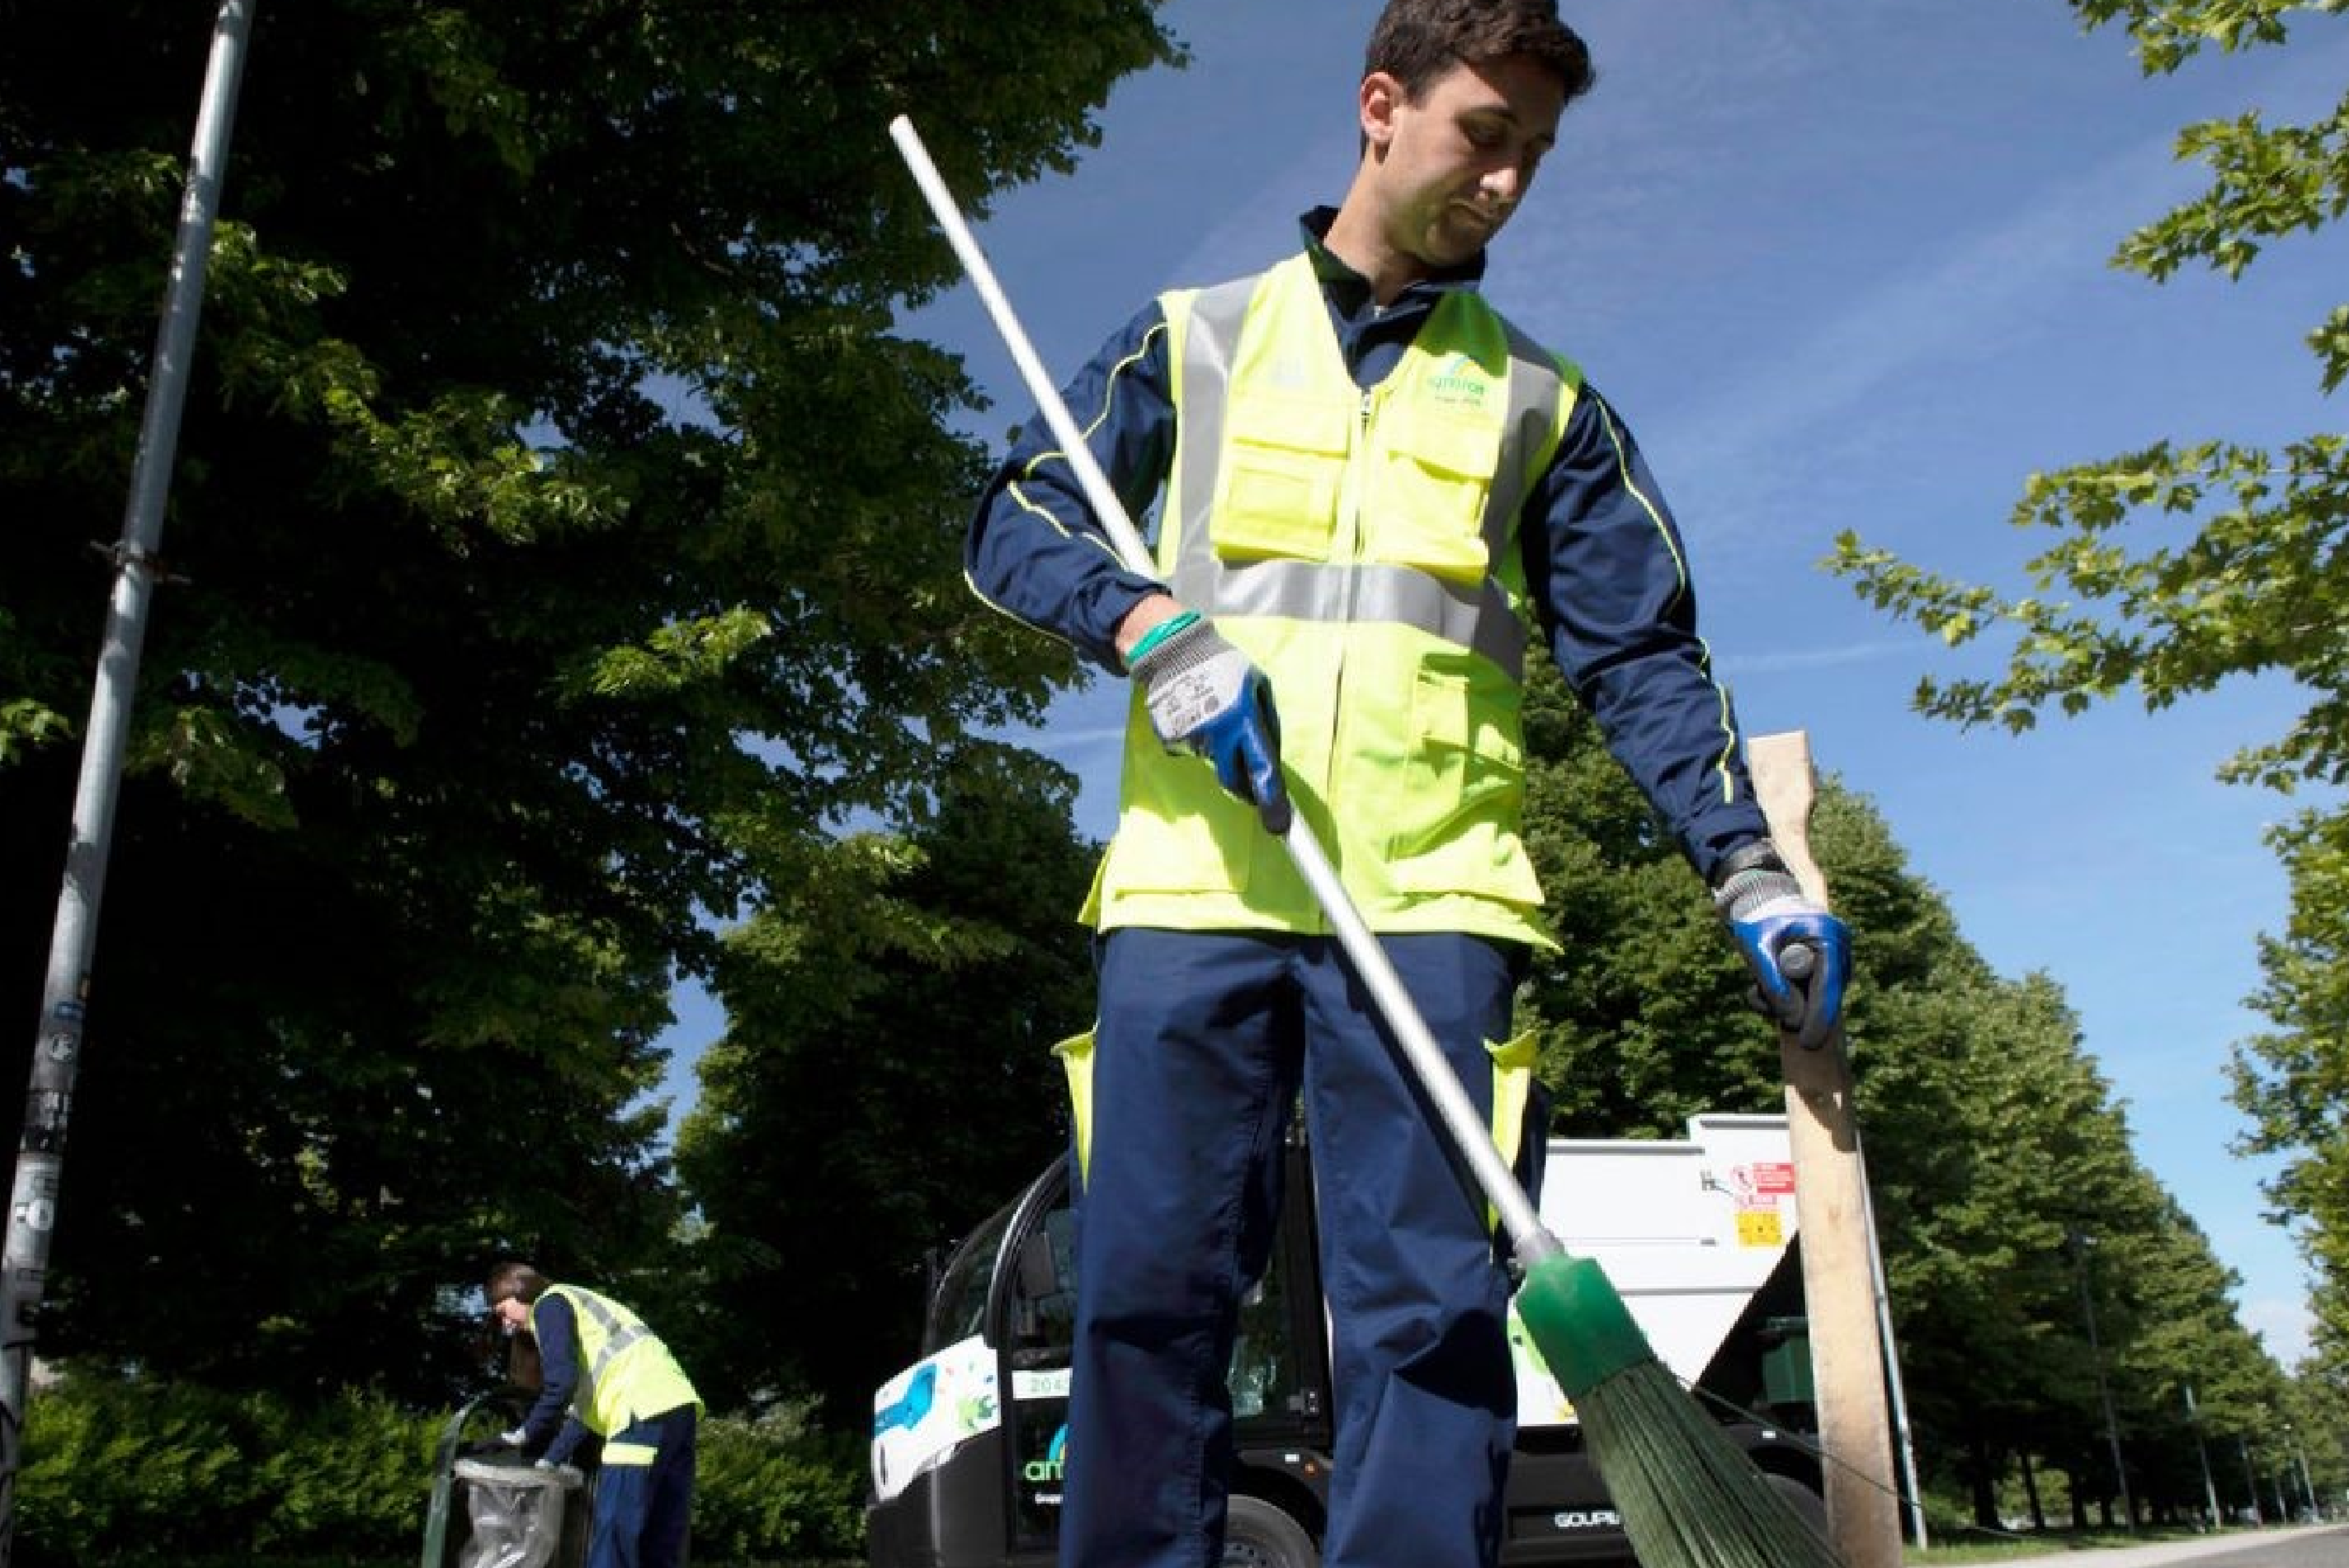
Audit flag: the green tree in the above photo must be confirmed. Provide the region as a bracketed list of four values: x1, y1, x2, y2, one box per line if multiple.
[1512, 657, 1793, 1131]
[2281, 1365, 2349, 1510]
[0, 0, 1178, 1398]
[2233, 807, 2349, 1373]
[671, 745, 1098, 1421]
[1514, 654, 2002, 1142]
[1827, 0, 2348, 1374]
[1511, 662, 2306, 1523]
[1880, 974, 2120, 1527]
[2116, 1195, 2290, 1521]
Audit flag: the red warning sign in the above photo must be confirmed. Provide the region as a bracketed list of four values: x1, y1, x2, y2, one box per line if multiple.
[1731, 1161, 1797, 1203]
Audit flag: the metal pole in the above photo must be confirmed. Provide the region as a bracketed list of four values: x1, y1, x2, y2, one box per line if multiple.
[2066, 1229, 2135, 1529]
[1858, 1159, 1928, 1547]
[0, 3, 256, 1558]
[2287, 1428, 2315, 1519]
[2185, 1385, 2222, 1530]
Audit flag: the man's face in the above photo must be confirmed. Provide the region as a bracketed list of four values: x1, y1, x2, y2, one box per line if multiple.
[491, 1295, 532, 1335]
[1362, 53, 1566, 272]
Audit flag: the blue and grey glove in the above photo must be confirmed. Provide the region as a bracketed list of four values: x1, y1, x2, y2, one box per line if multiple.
[1713, 840, 1850, 1051]
[1128, 610, 1291, 835]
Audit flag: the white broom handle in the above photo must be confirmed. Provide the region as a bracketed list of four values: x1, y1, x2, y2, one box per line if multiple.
[888, 116, 1155, 574]
[1286, 825, 1553, 1255]
[888, 114, 1550, 1257]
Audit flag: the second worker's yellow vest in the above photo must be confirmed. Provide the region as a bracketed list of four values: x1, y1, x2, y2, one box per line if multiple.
[538, 1285, 702, 1441]
[1087, 254, 1580, 946]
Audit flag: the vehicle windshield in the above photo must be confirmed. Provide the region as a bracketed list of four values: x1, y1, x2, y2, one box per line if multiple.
[926, 1196, 1019, 1354]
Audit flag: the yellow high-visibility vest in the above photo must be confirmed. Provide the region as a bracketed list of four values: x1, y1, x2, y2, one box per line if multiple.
[1087, 253, 1579, 947]
[537, 1285, 701, 1447]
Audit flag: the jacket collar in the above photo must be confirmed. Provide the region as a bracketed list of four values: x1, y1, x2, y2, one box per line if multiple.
[1299, 205, 1486, 317]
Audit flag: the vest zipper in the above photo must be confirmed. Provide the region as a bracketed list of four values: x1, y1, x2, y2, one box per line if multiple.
[1307, 386, 1379, 933]
[1350, 390, 1373, 563]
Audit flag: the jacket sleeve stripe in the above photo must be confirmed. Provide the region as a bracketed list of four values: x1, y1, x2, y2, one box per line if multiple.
[1699, 640, 1741, 804]
[1597, 397, 1688, 603]
[1002, 323, 1168, 547]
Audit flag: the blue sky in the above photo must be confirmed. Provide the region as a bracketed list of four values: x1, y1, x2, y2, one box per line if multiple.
[671, 2, 2347, 1365]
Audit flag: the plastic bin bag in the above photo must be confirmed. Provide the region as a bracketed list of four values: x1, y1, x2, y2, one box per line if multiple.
[454, 1455, 583, 1568]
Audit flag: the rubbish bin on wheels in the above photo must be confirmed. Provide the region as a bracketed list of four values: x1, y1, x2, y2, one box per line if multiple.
[447, 1455, 584, 1568]
[420, 1387, 593, 1568]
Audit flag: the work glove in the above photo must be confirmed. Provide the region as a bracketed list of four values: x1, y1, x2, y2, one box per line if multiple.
[1713, 840, 1850, 1051]
[1128, 611, 1292, 835]
[495, 1426, 527, 1449]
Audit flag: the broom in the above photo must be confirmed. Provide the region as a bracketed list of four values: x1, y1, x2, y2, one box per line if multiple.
[889, 114, 1844, 1568]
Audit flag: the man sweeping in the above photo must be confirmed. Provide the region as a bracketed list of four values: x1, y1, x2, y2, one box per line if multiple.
[962, 2, 1853, 1564]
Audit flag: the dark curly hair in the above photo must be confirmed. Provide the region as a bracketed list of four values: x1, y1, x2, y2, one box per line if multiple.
[485, 1259, 550, 1307]
[1366, 0, 1597, 105]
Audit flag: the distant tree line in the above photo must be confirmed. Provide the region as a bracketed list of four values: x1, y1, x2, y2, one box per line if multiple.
[1836, 0, 2349, 1397]
[2, 0, 1177, 1400]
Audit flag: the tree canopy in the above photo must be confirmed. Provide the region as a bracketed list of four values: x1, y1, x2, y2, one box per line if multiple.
[0, 0, 1177, 1398]
[1829, 0, 2348, 1379]
[1513, 661, 2309, 1523]
[671, 745, 1096, 1422]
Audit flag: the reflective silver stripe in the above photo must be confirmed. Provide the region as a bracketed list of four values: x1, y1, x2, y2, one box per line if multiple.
[1167, 267, 1563, 681]
[560, 1288, 652, 1397]
[1169, 273, 1253, 592]
[596, 1325, 652, 1377]
[1491, 319, 1568, 575]
[1202, 556, 1525, 677]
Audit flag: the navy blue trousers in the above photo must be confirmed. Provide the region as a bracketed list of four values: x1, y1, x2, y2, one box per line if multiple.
[588, 1407, 695, 1568]
[1059, 929, 1522, 1568]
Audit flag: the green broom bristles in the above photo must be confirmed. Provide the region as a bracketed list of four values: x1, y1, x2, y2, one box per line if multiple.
[1519, 1252, 1845, 1568]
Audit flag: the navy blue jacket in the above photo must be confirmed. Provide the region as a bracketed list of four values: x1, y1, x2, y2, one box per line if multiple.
[517, 1294, 591, 1467]
[966, 211, 1768, 883]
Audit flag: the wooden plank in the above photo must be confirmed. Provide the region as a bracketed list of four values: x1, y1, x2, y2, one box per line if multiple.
[1746, 730, 1903, 1568]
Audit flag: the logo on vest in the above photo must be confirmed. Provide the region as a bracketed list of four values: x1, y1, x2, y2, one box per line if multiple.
[1261, 357, 1312, 391]
[1428, 353, 1491, 410]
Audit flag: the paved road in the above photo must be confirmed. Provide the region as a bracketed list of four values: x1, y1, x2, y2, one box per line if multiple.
[1987, 1523, 2347, 1568]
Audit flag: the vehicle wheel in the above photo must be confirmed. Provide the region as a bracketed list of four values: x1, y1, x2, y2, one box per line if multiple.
[1767, 1474, 1830, 1542]
[1223, 1493, 1318, 1568]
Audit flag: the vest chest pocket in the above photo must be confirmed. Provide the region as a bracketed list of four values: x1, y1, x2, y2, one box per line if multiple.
[1370, 412, 1501, 583]
[1210, 389, 1353, 562]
